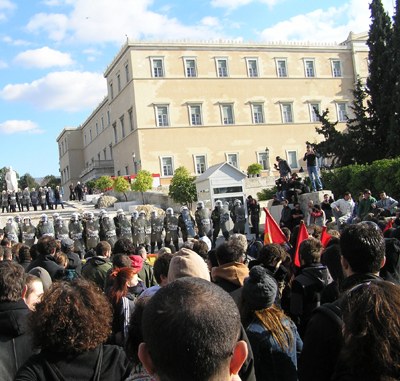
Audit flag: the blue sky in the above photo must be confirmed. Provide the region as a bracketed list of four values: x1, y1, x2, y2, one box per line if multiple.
[0, 0, 395, 178]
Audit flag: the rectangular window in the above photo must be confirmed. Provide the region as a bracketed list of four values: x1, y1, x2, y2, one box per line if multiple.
[252, 104, 264, 124]
[97, 153, 101, 161]
[96, 122, 99, 136]
[107, 111, 111, 126]
[332, 60, 342, 77]
[84, 134, 87, 146]
[109, 144, 113, 160]
[103, 148, 107, 160]
[221, 104, 234, 125]
[184, 58, 197, 77]
[281, 103, 293, 123]
[189, 105, 202, 126]
[120, 116, 125, 138]
[216, 58, 228, 77]
[304, 59, 315, 77]
[276, 59, 288, 77]
[89, 129, 92, 142]
[258, 152, 269, 170]
[156, 105, 169, 127]
[195, 155, 206, 174]
[101, 116, 104, 131]
[309, 103, 321, 122]
[151, 58, 164, 78]
[125, 166, 129, 175]
[117, 170, 121, 176]
[125, 63, 129, 83]
[287, 151, 298, 169]
[109, 83, 114, 99]
[113, 123, 117, 143]
[337, 102, 348, 122]
[117, 74, 121, 92]
[247, 59, 259, 77]
[161, 157, 173, 176]
[227, 153, 238, 168]
[128, 109, 134, 131]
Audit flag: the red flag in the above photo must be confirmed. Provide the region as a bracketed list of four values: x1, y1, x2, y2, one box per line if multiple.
[263, 207, 287, 245]
[294, 221, 309, 267]
[383, 218, 394, 233]
[320, 226, 332, 248]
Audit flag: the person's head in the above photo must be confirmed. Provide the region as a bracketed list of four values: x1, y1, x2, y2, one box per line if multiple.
[136, 245, 148, 260]
[138, 277, 247, 381]
[60, 238, 75, 254]
[229, 234, 248, 254]
[363, 189, 372, 199]
[340, 224, 386, 276]
[281, 199, 289, 207]
[23, 274, 44, 311]
[3, 247, 12, 261]
[30, 279, 112, 354]
[168, 248, 210, 283]
[344, 191, 351, 201]
[108, 267, 138, 304]
[299, 237, 323, 266]
[257, 243, 288, 270]
[340, 281, 400, 380]
[153, 253, 173, 286]
[276, 156, 281, 162]
[0, 261, 25, 302]
[95, 241, 112, 258]
[112, 253, 132, 269]
[54, 252, 68, 268]
[37, 236, 57, 256]
[323, 194, 330, 201]
[379, 191, 387, 200]
[191, 239, 209, 261]
[113, 238, 136, 255]
[216, 242, 244, 265]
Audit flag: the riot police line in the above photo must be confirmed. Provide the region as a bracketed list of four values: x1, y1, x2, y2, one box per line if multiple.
[2, 199, 250, 255]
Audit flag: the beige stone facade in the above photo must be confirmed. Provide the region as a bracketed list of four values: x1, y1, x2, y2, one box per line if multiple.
[57, 32, 368, 190]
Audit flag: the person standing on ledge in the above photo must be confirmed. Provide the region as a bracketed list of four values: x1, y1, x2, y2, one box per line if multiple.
[303, 145, 323, 192]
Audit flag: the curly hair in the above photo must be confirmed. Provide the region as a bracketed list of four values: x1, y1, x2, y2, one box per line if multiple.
[30, 279, 112, 354]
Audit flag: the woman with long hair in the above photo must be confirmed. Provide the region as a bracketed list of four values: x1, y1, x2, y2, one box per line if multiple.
[332, 281, 400, 381]
[15, 279, 132, 380]
[240, 265, 302, 381]
[107, 266, 145, 346]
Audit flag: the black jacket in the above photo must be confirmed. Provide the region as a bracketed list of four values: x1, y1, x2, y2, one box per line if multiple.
[0, 300, 35, 381]
[298, 273, 382, 381]
[26, 254, 65, 280]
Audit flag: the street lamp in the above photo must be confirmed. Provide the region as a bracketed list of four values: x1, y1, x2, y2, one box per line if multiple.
[132, 152, 137, 174]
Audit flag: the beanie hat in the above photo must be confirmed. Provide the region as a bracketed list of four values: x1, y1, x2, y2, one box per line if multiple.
[168, 248, 210, 283]
[129, 255, 144, 273]
[242, 265, 278, 311]
[28, 266, 52, 292]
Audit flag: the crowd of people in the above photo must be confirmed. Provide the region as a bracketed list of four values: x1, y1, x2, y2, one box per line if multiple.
[0, 185, 399, 380]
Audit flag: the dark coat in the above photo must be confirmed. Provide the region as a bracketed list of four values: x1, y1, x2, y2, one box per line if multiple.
[0, 300, 35, 381]
[26, 254, 65, 280]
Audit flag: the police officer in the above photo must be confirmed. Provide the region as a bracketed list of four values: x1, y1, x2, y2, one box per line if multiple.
[115, 209, 133, 242]
[195, 201, 212, 239]
[164, 207, 179, 251]
[4, 217, 19, 243]
[14, 215, 23, 242]
[54, 216, 70, 241]
[21, 216, 36, 247]
[1, 190, 9, 213]
[21, 187, 31, 212]
[178, 206, 196, 243]
[150, 210, 164, 253]
[16, 188, 23, 212]
[131, 210, 139, 247]
[69, 213, 85, 254]
[84, 212, 100, 250]
[36, 214, 55, 239]
[135, 211, 150, 251]
[30, 188, 39, 211]
[99, 212, 117, 249]
[9, 191, 17, 213]
[38, 187, 47, 210]
[232, 199, 246, 234]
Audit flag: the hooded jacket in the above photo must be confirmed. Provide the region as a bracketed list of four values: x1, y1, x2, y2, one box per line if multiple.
[211, 262, 249, 293]
[0, 300, 35, 380]
[82, 256, 112, 290]
[290, 263, 330, 336]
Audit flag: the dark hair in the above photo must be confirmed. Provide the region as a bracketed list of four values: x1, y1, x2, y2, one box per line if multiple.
[30, 244, 39, 260]
[153, 253, 173, 284]
[141, 277, 241, 381]
[3, 247, 12, 261]
[207, 249, 218, 268]
[37, 236, 57, 256]
[340, 224, 385, 274]
[95, 241, 111, 257]
[321, 243, 343, 283]
[19, 245, 32, 262]
[339, 281, 400, 380]
[216, 242, 243, 265]
[113, 238, 135, 255]
[30, 279, 112, 354]
[192, 240, 209, 260]
[108, 267, 136, 305]
[12, 242, 23, 261]
[257, 244, 288, 269]
[112, 253, 132, 269]
[299, 237, 323, 265]
[24, 274, 42, 300]
[1, 238, 10, 247]
[0, 261, 25, 302]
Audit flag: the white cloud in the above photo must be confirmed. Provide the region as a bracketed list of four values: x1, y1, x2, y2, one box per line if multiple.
[1, 71, 106, 112]
[26, 0, 223, 44]
[14, 47, 74, 68]
[0, 0, 15, 21]
[0, 60, 8, 69]
[200, 16, 221, 28]
[2, 36, 31, 46]
[259, 0, 394, 42]
[0, 120, 44, 135]
[211, 0, 280, 10]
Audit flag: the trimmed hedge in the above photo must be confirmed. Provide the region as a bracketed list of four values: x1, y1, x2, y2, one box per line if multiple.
[321, 158, 400, 200]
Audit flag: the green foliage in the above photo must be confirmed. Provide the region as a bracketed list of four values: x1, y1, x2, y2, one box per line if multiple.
[247, 163, 263, 175]
[113, 176, 131, 201]
[131, 170, 153, 204]
[257, 187, 277, 201]
[19, 173, 39, 190]
[43, 175, 61, 189]
[321, 157, 400, 200]
[168, 166, 197, 209]
[85, 179, 97, 191]
[95, 176, 113, 192]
